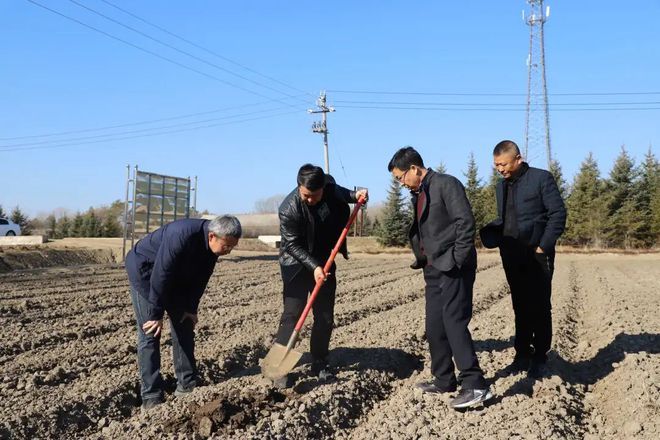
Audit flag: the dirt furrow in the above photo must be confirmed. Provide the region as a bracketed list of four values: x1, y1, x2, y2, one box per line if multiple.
[1, 252, 657, 440]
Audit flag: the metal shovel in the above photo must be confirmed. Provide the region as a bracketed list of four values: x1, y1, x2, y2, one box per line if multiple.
[261, 196, 366, 380]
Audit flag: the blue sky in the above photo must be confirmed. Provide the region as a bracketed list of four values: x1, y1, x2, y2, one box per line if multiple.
[2, 1, 659, 217]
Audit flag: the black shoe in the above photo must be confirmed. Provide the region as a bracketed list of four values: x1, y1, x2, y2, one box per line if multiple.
[310, 359, 335, 381]
[415, 380, 457, 394]
[141, 396, 164, 411]
[527, 359, 549, 379]
[271, 375, 291, 389]
[316, 367, 335, 381]
[503, 356, 531, 375]
[450, 388, 494, 409]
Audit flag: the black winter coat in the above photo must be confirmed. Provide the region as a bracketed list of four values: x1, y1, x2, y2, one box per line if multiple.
[481, 163, 566, 251]
[278, 177, 357, 282]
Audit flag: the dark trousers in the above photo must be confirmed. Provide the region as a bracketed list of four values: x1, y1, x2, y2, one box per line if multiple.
[275, 271, 337, 362]
[500, 244, 554, 361]
[129, 286, 197, 400]
[423, 264, 487, 390]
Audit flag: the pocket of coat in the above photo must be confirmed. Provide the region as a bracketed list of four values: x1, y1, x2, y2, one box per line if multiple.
[139, 261, 154, 276]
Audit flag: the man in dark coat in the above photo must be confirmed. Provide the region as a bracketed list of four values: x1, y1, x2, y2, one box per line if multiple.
[125, 215, 242, 410]
[272, 164, 367, 385]
[481, 140, 566, 378]
[388, 146, 492, 409]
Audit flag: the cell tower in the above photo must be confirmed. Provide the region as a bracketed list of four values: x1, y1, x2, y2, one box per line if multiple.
[523, 0, 552, 168]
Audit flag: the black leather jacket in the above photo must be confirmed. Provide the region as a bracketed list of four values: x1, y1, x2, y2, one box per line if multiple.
[278, 177, 357, 282]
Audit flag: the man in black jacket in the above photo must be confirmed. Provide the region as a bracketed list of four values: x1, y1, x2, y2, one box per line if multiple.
[388, 147, 492, 409]
[273, 164, 367, 385]
[481, 140, 566, 378]
[125, 215, 242, 410]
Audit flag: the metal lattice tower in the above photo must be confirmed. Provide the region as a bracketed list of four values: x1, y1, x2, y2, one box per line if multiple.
[523, 0, 552, 168]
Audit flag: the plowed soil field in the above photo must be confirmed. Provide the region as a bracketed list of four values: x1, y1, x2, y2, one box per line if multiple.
[1, 251, 658, 439]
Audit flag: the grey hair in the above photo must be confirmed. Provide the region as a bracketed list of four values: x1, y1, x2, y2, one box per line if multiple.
[208, 215, 242, 238]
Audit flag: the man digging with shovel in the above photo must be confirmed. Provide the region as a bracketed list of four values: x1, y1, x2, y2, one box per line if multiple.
[263, 164, 367, 388]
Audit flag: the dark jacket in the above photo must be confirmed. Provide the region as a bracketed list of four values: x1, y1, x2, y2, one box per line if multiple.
[410, 170, 477, 272]
[125, 219, 218, 321]
[279, 177, 357, 282]
[481, 163, 566, 251]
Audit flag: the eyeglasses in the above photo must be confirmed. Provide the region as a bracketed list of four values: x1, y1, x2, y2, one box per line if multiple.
[395, 168, 410, 184]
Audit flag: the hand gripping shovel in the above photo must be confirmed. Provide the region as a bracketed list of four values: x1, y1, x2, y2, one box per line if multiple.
[261, 196, 367, 380]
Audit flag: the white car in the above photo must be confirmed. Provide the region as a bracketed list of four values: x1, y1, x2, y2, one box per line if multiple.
[0, 218, 21, 236]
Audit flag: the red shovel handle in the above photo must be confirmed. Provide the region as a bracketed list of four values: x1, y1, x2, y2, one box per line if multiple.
[293, 196, 366, 332]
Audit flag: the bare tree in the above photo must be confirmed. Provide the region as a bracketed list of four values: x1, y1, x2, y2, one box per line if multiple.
[254, 194, 286, 214]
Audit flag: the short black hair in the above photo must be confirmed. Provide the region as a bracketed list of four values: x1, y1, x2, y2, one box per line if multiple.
[297, 164, 325, 191]
[387, 146, 425, 172]
[493, 140, 521, 156]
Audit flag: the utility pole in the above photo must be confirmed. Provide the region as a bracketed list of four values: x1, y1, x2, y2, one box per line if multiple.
[308, 91, 335, 174]
[523, 0, 552, 168]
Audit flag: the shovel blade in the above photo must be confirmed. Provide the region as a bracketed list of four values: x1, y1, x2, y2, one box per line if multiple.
[261, 343, 303, 380]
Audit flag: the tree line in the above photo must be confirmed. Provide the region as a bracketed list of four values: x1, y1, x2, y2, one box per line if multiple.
[0, 201, 124, 238]
[375, 147, 660, 249]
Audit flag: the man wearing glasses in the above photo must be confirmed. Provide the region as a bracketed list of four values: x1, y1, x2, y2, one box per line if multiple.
[125, 215, 242, 410]
[388, 146, 492, 409]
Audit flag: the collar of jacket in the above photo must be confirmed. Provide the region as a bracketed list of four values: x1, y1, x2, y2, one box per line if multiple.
[202, 220, 214, 254]
[507, 162, 529, 184]
[412, 169, 434, 221]
[412, 168, 434, 196]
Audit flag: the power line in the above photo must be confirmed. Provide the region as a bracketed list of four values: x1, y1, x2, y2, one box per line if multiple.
[0, 96, 306, 141]
[0, 110, 302, 153]
[0, 106, 296, 148]
[333, 105, 660, 112]
[334, 100, 660, 106]
[66, 0, 308, 104]
[328, 89, 660, 97]
[99, 0, 314, 98]
[25, 0, 306, 110]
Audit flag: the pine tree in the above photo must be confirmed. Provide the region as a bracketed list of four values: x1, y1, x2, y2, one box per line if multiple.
[371, 217, 381, 237]
[463, 152, 487, 233]
[604, 146, 643, 248]
[481, 167, 501, 224]
[46, 215, 57, 238]
[549, 158, 568, 200]
[102, 214, 122, 237]
[565, 153, 607, 246]
[10, 206, 32, 235]
[70, 213, 84, 237]
[55, 216, 71, 239]
[636, 148, 660, 247]
[376, 177, 410, 247]
[361, 209, 373, 236]
[435, 162, 447, 174]
[652, 179, 660, 247]
[82, 208, 102, 237]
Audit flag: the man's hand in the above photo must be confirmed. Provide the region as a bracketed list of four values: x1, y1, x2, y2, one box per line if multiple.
[180, 312, 198, 328]
[535, 246, 545, 254]
[314, 266, 327, 283]
[142, 319, 163, 337]
[356, 189, 369, 203]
